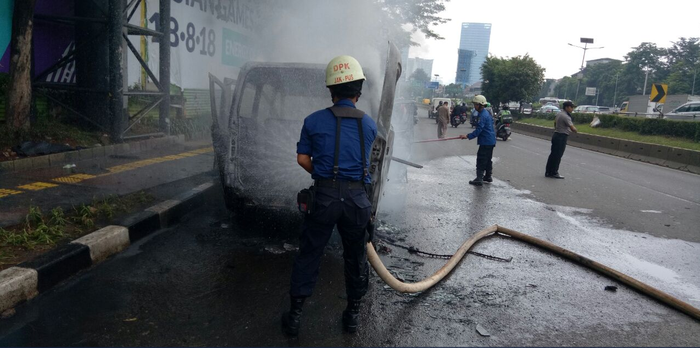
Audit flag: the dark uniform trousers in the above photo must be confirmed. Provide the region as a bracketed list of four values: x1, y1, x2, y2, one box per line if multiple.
[476, 145, 495, 178]
[290, 183, 371, 300]
[545, 132, 568, 175]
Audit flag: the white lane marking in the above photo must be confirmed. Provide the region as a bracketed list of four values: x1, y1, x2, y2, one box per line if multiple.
[641, 210, 662, 213]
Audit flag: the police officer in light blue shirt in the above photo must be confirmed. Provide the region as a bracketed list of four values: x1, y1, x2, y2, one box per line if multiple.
[283, 55, 377, 337]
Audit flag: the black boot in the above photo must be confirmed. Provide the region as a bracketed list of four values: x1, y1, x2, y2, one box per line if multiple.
[282, 296, 306, 336]
[469, 171, 484, 186]
[342, 298, 362, 333]
[483, 173, 493, 183]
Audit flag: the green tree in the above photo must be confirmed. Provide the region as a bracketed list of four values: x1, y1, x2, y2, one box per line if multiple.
[665, 37, 699, 94]
[481, 54, 544, 107]
[410, 68, 430, 83]
[444, 83, 463, 97]
[538, 79, 556, 99]
[377, 0, 451, 41]
[552, 76, 578, 101]
[582, 61, 623, 106]
[620, 42, 668, 96]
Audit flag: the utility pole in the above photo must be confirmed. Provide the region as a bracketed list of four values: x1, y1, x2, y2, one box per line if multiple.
[569, 38, 604, 102]
[642, 68, 650, 96]
[693, 67, 697, 95]
[159, 0, 171, 134]
[613, 72, 620, 108]
[108, 0, 125, 140]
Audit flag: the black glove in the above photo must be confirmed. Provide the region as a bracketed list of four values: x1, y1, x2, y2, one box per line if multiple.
[366, 220, 375, 244]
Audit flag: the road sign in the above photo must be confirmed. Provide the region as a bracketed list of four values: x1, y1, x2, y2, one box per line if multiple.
[426, 81, 439, 89]
[650, 83, 668, 103]
[585, 87, 597, 96]
[580, 38, 594, 44]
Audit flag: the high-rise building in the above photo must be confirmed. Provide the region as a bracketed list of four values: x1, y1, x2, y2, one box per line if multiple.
[455, 22, 491, 86]
[407, 57, 434, 80]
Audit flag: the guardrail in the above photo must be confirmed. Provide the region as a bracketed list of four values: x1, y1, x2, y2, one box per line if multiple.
[511, 122, 700, 175]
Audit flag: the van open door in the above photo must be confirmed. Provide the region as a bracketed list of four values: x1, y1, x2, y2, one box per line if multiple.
[369, 42, 402, 218]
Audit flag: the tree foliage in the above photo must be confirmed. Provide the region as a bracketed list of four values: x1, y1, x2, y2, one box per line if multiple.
[376, 0, 451, 41]
[548, 37, 699, 107]
[481, 55, 544, 107]
[444, 83, 464, 97]
[410, 68, 430, 83]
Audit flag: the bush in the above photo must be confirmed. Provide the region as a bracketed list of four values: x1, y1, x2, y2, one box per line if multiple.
[531, 112, 700, 142]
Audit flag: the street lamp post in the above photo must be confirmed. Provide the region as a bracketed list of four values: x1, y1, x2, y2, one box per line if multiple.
[693, 67, 697, 95]
[569, 38, 604, 102]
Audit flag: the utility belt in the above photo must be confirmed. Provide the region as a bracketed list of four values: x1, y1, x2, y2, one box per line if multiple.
[297, 179, 373, 215]
[315, 178, 365, 190]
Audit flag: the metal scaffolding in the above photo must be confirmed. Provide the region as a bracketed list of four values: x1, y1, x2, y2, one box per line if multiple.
[30, 0, 171, 142]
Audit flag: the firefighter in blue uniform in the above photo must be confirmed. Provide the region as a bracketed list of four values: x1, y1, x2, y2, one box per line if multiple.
[460, 95, 496, 186]
[282, 55, 377, 336]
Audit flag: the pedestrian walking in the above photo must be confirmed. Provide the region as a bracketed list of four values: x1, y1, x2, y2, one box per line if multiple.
[437, 101, 450, 138]
[545, 101, 578, 179]
[459, 95, 496, 186]
[283, 55, 377, 336]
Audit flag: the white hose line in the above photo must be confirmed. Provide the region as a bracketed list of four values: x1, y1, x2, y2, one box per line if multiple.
[367, 224, 700, 321]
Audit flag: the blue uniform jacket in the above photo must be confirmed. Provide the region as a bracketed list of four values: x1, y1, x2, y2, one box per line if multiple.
[467, 108, 496, 145]
[296, 99, 378, 183]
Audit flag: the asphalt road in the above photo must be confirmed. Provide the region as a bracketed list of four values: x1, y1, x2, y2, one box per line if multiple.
[1, 113, 699, 346]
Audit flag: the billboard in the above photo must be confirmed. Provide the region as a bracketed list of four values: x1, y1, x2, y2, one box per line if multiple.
[0, 0, 13, 73]
[127, 0, 260, 89]
[34, 0, 76, 84]
[585, 87, 597, 96]
[0, 0, 76, 83]
[426, 81, 439, 89]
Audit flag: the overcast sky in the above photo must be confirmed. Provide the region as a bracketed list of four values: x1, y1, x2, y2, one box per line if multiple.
[409, 0, 699, 84]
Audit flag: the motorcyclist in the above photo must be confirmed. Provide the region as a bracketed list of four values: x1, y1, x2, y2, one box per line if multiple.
[458, 103, 468, 123]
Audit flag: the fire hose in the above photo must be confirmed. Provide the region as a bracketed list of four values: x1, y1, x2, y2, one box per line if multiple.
[413, 136, 462, 143]
[366, 224, 700, 321]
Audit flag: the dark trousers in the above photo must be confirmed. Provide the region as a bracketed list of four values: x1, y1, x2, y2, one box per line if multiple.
[476, 145, 495, 178]
[290, 185, 371, 299]
[546, 132, 568, 175]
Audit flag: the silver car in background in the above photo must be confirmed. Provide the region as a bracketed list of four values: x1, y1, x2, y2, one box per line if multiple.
[664, 101, 700, 121]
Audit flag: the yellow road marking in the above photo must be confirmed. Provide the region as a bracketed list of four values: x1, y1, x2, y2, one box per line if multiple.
[0, 146, 212, 199]
[53, 174, 97, 184]
[0, 188, 23, 198]
[17, 182, 59, 191]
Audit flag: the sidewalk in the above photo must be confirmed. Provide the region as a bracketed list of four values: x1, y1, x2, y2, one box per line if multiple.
[0, 136, 216, 228]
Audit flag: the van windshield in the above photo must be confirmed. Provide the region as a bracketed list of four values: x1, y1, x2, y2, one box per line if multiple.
[237, 67, 329, 121]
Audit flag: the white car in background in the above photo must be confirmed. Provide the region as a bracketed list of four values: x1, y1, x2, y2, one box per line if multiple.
[574, 105, 600, 113]
[537, 105, 560, 114]
[664, 101, 700, 121]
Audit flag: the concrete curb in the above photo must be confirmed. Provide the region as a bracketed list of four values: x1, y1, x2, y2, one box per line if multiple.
[0, 134, 188, 174]
[511, 123, 700, 175]
[0, 181, 217, 313]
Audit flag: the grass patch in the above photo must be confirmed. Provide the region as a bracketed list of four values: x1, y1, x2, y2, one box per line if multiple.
[0, 191, 155, 270]
[518, 118, 700, 151]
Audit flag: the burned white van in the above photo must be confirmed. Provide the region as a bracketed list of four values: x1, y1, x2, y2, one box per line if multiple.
[210, 43, 402, 221]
